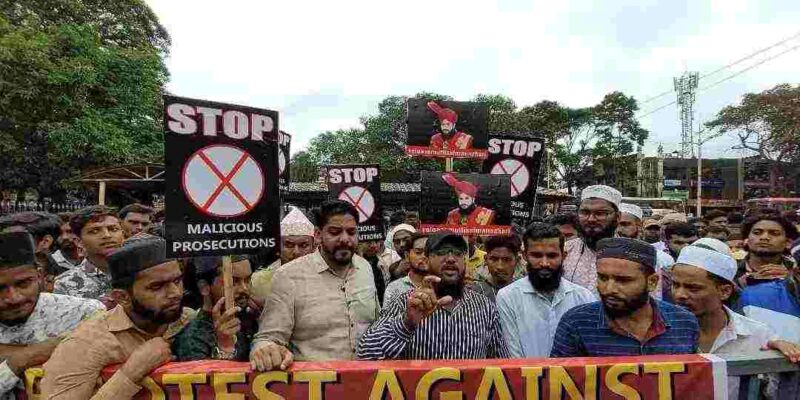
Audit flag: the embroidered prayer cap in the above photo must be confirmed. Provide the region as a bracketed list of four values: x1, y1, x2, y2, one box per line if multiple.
[281, 207, 315, 237]
[692, 237, 733, 258]
[581, 185, 622, 209]
[0, 231, 36, 268]
[677, 243, 737, 282]
[619, 203, 643, 220]
[596, 237, 656, 271]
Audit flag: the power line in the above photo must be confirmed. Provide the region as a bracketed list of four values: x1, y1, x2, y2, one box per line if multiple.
[637, 41, 800, 119]
[638, 30, 800, 106]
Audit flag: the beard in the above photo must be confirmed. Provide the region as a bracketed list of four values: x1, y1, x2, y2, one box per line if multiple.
[643, 234, 660, 244]
[434, 278, 464, 300]
[323, 244, 354, 266]
[132, 297, 183, 325]
[459, 203, 476, 215]
[527, 265, 563, 292]
[578, 220, 618, 250]
[749, 247, 783, 258]
[601, 287, 650, 319]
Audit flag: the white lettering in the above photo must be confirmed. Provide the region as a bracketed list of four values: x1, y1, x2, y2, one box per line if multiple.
[251, 114, 274, 141]
[196, 106, 222, 136]
[223, 110, 249, 140]
[167, 103, 197, 134]
[488, 138, 502, 154]
[493, 139, 544, 157]
[328, 167, 377, 184]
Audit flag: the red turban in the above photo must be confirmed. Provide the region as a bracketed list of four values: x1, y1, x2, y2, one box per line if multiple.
[427, 101, 458, 124]
[442, 173, 478, 198]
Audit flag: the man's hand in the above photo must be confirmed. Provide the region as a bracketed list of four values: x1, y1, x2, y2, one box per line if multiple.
[119, 338, 172, 382]
[250, 342, 293, 371]
[2, 339, 60, 375]
[248, 295, 264, 317]
[212, 298, 241, 352]
[404, 275, 453, 330]
[765, 340, 800, 363]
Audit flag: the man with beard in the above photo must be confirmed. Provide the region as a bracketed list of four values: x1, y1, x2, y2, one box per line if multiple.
[0, 232, 103, 400]
[616, 203, 674, 299]
[42, 236, 198, 399]
[251, 207, 315, 302]
[172, 255, 258, 361]
[551, 237, 699, 357]
[735, 213, 798, 288]
[250, 200, 379, 371]
[671, 240, 800, 398]
[357, 231, 509, 360]
[52, 213, 83, 270]
[426, 101, 473, 151]
[379, 223, 416, 282]
[53, 206, 125, 308]
[563, 185, 622, 292]
[384, 233, 428, 304]
[496, 223, 594, 358]
[442, 174, 495, 227]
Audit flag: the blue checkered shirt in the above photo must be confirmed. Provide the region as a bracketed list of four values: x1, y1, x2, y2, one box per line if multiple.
[550, 299, 699, 357]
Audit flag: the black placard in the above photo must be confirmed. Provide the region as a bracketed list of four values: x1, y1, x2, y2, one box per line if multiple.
[405, 99, 489, 159]
[482, 133, 546, 227]
[164, 95, 280, 258]
[419, 171, 511, 236]
[326, 164, 385, 241]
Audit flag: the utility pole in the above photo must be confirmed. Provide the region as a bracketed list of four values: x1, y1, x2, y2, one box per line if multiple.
[674, 72, 699, 159]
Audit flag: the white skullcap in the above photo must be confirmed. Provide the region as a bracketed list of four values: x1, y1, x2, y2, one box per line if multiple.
[619, 203, 643, 220]
[692, 237, 732, 258]
[281, 207, 315, 237]
[677, 244, 737, 282]
[581, 185, 622, 208]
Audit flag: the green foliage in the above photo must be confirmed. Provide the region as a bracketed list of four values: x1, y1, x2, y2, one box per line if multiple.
[706, 83, 800, 164]
[0, 0, 168, 198]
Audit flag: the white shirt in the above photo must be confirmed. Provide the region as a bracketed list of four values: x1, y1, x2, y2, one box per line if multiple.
[496, 277, 596, 358]
[710, 307, 777, 399]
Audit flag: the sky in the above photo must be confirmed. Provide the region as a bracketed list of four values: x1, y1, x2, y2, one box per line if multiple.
[146, 0, 800, 158]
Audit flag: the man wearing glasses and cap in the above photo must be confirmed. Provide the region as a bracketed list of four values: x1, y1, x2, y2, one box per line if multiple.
[563, 185, 623, 292]
[552, 237, 699, 357]
[357, 231, 509, 360]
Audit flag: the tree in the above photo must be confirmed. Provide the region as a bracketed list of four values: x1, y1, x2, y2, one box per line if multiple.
[706, 83, 800, 164]
[0, 0, 169, 198]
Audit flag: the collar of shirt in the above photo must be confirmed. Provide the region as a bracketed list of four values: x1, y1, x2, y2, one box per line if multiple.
[602, 299, 669, 343]
[106, 305, 192, 340]
[79, 258, 107, 277]
[522, 277, 574, 304]
[711, 306, 766, 353]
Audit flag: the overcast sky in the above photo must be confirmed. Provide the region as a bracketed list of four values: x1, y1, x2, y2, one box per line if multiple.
[147, 0, 800, 158]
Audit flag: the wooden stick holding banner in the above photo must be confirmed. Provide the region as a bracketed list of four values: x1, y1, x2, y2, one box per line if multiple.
[222, 255, 235, 312]
[445, 157, 453, 172]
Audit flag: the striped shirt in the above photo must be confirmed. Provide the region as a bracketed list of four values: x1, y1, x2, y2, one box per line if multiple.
[550, 299, 699, 357]
[357, 288, 510, 360]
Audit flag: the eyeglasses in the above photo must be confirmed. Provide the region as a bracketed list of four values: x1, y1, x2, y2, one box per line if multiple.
[431, 248, 465, 257]
[578, 209, 615, 219]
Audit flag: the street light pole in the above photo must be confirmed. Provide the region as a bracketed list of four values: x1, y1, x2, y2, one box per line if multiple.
[696, 131, 702, 218]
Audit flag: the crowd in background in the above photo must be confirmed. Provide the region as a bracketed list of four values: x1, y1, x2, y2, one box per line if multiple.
[0, 188, 799, 399]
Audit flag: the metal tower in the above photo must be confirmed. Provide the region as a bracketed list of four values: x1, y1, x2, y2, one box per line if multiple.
[673, 72, 699, 158]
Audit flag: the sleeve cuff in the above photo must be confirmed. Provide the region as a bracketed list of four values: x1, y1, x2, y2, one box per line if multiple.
[0, 361, 20, 393]
[98, 370, 142, 399]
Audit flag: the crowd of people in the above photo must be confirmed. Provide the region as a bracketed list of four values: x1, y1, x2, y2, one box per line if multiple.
[0, 187, 799, 399]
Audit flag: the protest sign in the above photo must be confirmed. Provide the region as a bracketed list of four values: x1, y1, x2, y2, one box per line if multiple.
[21, 355, 727, 399]
[405, 99, 488, 159]
[279, 131, 291, 192]
[326, 165, 385, 241]
[483, 134, 546, 226]
[419, 171, 511, 236]
[163, 95, 280, 258]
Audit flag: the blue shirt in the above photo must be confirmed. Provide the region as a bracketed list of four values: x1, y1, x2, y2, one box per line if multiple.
[739, 279, 800, 343]
[550, 299, 699, 357]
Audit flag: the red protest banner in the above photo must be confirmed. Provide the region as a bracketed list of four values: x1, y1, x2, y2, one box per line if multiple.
[22, 355, 725, 399]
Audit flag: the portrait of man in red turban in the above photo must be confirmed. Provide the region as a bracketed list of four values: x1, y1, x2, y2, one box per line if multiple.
[442, 173, 495, 226]
[427, 101, 474, 151]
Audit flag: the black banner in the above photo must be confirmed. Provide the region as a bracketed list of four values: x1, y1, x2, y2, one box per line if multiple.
[419, 171, 511, 236]
[482, 133, 546, 227]
[279, 131, 291, 192]
[326, 165, 385, 241]
[163, 95, 280, 258]
[405, 99, 488, 159]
